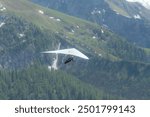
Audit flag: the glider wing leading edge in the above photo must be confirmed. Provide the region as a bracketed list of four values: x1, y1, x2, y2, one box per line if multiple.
[41, 48, 89, 60]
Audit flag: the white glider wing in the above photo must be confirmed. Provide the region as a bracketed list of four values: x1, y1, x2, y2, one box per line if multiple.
[41, 48, 89, 60]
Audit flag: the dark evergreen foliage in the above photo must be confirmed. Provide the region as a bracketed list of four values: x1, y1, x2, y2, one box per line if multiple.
[0, 65, 113, 100]
[67, 58, 150, 99]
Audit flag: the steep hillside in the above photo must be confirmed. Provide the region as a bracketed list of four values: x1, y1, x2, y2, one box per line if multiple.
[0, 0, 149, 64]
[66, 58, 150, 99]
[0, 0, 150, 99]
[126, 0, 150, 10]
[107, 0, 150, 21]
[0, 65, 115, 100]
[31, 0, 150, 48]
[0, 16, 116, 99]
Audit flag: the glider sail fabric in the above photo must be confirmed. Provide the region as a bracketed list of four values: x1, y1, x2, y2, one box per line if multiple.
[41, 48, 89, 60]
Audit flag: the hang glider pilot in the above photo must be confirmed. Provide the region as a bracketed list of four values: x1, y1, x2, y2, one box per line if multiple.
[41, 48, 89, 64]
[64, 56, 74, 64]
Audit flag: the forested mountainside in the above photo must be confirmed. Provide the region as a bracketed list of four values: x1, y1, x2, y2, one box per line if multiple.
[0, 0, 150, 99]
[1, 15, 149, 69]
[0, 65, 115, 100]
[31, 0, 150, 48]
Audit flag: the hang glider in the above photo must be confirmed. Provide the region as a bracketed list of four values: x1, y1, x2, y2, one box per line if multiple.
[41, 48, 89, 60]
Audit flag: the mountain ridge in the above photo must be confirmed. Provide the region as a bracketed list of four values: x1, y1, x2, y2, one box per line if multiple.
[126, 0, 150, 9]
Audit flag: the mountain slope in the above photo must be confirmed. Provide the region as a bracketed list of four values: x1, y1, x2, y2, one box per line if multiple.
[1, 0, 149, 63]
[0, 65, 115, 100]
[2, 0, 148, 65]
[126, 0, 150, 9]
[31, 0, 150, 48]
[0, 16, 115, 100]
[67, 58, 150, 99]
[0, 0, 150, 99]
